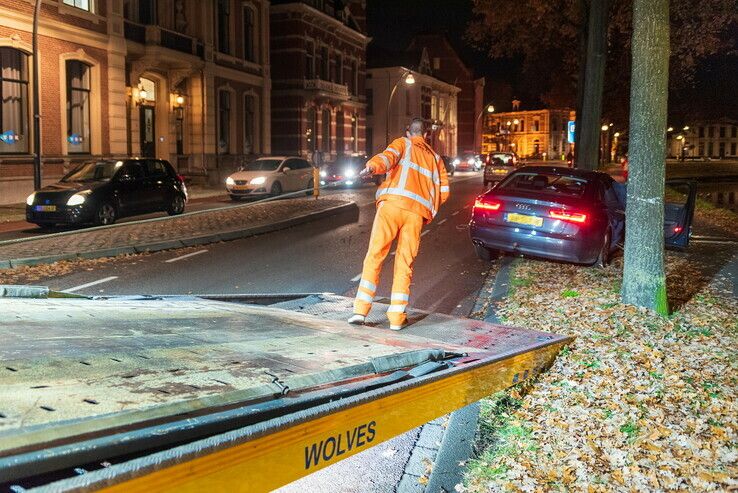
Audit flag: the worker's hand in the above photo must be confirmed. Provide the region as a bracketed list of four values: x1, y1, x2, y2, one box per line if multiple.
[360, 166, 374, 177]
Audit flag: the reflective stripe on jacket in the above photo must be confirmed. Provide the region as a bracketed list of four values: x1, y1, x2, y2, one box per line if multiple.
[368, 136, 449, 222]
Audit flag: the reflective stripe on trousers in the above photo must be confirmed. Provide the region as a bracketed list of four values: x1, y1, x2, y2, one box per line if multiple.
[353, 202, 423, 326]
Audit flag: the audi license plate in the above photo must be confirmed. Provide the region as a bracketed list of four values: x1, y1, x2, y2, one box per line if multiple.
[35, 205, 57, 212]
[506, 213, 543, 227]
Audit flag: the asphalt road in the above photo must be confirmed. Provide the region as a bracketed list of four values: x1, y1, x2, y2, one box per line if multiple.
[0, 194, 232, 241]
[22, 171, 488, 493]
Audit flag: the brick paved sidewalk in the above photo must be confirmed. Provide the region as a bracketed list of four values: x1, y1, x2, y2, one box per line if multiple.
[0, 197, 354, 267]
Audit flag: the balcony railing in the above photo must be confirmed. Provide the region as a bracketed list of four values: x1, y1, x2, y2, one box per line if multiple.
[124, 20, 203, 58]
[123, 20, 146, 43]
[304, 79, 350, 97]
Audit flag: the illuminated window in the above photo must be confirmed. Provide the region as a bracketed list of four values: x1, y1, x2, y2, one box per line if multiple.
[321, 109, 331, 153]
[0, 48, 29, 154]
[66, 60, 91, 154]
[63, 0, 91, 12]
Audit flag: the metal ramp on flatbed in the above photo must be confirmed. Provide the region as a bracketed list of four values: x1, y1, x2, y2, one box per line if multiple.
[0, 290, 572, 492]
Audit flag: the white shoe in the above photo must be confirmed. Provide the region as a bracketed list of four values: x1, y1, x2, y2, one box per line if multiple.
[389, 324, 405, 331]
[348, 314, 366, 325]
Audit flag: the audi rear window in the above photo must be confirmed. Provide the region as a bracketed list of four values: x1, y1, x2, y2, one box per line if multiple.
[498, 172, 588, 198]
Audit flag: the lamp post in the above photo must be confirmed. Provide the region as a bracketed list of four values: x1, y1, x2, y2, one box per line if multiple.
[385, 69, 415, 146]
[32, 0, 42, 190]
[600, 124, 610, 165]
[474, 103, 495, 153]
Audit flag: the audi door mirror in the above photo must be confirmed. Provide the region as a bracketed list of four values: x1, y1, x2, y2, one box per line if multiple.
[282, 167, 291, 173]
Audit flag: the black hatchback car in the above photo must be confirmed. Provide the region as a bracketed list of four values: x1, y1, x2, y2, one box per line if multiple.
[470, 166, 695, 267]
[26, 159, 187, 227]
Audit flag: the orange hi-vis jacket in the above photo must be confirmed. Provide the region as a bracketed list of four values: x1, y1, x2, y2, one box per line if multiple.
[368, 136, 449, 223]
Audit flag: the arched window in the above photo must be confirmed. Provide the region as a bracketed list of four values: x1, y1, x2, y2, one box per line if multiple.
[218, 90, 231, 154]
[0, 48, 29, 154]
[66, 60, 92, 154]
[242, 4, 256, 62]
[321, 109, 331, 153]
[307, 106, 316, 152]
[243, 94, 255, 154]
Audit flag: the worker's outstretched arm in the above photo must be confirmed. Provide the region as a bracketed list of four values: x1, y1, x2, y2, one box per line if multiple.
[365, 138, 405, 175]
[438, 155, 450, 204]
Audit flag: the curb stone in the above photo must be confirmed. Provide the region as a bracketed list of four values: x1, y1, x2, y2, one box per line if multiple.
[399, 255, 514, 492]
[1, 202, 357, 269]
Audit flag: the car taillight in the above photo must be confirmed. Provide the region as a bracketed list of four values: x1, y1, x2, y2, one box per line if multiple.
[549, 209, 587, 223]
[474, 198, 501, 212]
[673, 226, 683, 233]
[177, 174, 186, 183]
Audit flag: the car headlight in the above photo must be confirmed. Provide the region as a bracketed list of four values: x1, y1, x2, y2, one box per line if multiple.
[320, 170, 327, 178]
[344, 169, 356, 178]
[226, 177, 236, 186]
[26, 192, 36, 206]
[467, 158, 475, 165]
[250, 176, 266, 185]
[452, 159, 460, 165]
[66, 193, 87, 206]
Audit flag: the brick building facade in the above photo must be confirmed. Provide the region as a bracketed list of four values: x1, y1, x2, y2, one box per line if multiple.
[0, 0, 271, 204]
[269, 0, 368, 162]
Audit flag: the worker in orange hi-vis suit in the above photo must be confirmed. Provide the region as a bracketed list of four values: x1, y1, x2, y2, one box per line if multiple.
[348, 118, 450, 330]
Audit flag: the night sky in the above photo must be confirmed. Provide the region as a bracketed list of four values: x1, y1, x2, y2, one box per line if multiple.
[365, 0, 738, 120]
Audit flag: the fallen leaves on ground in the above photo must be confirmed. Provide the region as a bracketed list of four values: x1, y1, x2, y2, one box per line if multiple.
[0, 254, 144, 285]
[465, 253, 738, 492]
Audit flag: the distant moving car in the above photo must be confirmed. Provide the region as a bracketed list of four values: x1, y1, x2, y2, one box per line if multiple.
[470, 166, 695, 267]
[26, 158, 187, 227]
[226, 157, 314, 200]
[452, 153, 483, 171]
[483, 152, 521, 186]
[320, 155, 380, 187]
[441, 155, 455, 177]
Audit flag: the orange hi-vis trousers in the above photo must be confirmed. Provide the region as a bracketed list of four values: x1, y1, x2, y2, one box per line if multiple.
[354, 202, 424, 326]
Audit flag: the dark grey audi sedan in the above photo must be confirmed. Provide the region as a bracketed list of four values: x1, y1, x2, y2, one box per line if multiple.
[470, 166, 695, 267]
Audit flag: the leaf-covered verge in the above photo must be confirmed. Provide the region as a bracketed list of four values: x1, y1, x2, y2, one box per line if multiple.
[463, 213, 737, 491]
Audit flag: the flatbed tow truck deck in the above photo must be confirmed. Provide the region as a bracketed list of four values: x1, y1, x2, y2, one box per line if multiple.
[0, 288, 572, 492]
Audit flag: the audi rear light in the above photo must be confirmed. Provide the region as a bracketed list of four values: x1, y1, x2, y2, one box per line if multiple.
[474, 198, 502, 212]
[549, 209, 587, 223]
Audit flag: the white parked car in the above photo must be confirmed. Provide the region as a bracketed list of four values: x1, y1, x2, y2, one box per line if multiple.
[225, 156, 315, 200]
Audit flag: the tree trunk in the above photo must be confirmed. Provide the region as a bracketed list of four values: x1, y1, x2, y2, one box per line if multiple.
[575, 0, 611, 170]
[622, 0, 670, 314]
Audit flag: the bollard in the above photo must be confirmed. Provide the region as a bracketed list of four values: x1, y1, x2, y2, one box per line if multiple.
[313, 166, 320, 199]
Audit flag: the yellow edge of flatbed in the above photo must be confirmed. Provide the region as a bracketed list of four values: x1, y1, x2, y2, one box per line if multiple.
[89, 340, 569, 493]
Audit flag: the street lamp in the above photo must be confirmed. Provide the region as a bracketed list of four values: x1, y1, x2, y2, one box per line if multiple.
[600, 125, 610, 165]
[475, 103, 495, 153]
[32, 0, 42, 190]
[385, 69, 415, 146]
[683, 125, 689, 131]
[667, 126, 674, 132]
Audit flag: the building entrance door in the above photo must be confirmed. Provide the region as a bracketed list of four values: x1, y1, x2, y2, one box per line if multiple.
[140, 105, 156, 158]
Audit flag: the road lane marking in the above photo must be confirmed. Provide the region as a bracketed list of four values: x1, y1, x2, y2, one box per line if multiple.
[351, 273, 362, 282]
[165, 249, 208, 263]
[452, 210, 461, 216]
[437, 218, 447, 225]
[63, 276, 118, 293]
[421, 230, 430, 237]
